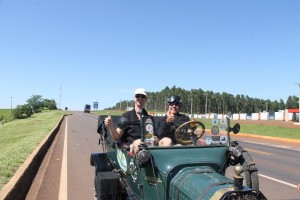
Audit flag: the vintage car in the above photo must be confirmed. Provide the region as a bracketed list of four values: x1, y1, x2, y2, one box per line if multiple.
[90, 113, 267, 200]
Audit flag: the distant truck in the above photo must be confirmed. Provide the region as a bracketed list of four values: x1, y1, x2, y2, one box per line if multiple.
[84, 104, 91, 113]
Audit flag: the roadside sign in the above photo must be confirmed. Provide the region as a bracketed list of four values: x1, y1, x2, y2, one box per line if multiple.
[93, 102, 98, 110]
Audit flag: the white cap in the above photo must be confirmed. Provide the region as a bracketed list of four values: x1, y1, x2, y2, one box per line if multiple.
[134, 88, 147, 96]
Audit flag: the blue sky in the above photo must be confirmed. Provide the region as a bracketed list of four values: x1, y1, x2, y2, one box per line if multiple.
[0, 0, 299, 110]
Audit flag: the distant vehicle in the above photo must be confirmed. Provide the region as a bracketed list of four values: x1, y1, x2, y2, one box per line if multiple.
[84, 104, 91, 113]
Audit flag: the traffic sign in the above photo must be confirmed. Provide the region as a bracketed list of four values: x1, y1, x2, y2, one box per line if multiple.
[93, 102, 98, 109]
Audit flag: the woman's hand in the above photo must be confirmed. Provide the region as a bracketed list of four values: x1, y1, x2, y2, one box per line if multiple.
[166, 110, 174, 123]
[154, 136, 159, 146]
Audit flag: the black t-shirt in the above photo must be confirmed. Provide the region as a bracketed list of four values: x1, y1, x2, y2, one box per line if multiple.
[156, 113, 190, 144]
[120, 108, 149, 144]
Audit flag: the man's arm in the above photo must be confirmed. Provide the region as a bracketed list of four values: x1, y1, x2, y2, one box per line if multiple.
[156, 116, 176, 139]
[108, 123, 123, 141]
[104, 113, 124, 141]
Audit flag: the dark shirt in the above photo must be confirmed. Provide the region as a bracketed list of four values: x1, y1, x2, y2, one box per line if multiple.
[156, 113, 190, 144]
[120, 108, 149, 144]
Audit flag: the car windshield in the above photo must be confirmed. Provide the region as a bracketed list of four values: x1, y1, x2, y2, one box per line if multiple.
[151, 116, 230, 148]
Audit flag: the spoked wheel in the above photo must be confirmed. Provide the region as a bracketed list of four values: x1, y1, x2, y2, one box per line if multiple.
[175, 120, 205, 145]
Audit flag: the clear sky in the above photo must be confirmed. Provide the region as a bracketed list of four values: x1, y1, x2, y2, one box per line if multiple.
[0, 0, 299, 110]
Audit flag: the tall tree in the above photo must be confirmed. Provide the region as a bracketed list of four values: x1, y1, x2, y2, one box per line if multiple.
[27, 95, 43, 113]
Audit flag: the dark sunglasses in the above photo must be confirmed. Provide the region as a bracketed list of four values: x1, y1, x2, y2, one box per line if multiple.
[135, 94, 146, 99]
[169, 102, 180, 106]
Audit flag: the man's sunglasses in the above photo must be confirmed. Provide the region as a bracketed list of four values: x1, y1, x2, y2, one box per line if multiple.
[135, 94, 146, 99]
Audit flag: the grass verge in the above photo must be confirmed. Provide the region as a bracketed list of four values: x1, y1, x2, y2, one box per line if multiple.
[0, 109, 14, 123]
[0, 110, 67, 189]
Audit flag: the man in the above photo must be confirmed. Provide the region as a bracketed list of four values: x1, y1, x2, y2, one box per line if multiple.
[104, 88, 149, 152]
[157, 95, 190, 146]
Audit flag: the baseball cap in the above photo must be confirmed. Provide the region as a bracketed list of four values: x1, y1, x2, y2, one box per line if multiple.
[167, 95, 182, 104]
[134, 88, 147, 96]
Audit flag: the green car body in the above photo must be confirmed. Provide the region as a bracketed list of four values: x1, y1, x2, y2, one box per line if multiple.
[91, 115, 267, 200]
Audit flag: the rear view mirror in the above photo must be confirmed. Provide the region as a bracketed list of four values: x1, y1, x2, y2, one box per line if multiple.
[232, 123, 240, 134]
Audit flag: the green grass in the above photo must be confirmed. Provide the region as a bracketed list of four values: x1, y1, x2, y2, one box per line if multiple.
[93, 109, 126, 116]
[0, 110, 67, 189]
[230, 123, 300, 139]
[0, 109, 14, 122]
[192, 118, 300, 140]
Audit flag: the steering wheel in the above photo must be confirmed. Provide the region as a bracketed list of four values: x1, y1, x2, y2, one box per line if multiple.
[175, 120, 205, 145]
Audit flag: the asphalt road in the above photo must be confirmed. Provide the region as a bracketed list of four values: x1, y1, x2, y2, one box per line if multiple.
[225, 139, 300, 199]
[247, 141, 300, 199]
[26, 112, 102, 200]
[25, 112, 300, 200]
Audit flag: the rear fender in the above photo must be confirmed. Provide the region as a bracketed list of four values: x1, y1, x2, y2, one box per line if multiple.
[90, 153, 113, 174]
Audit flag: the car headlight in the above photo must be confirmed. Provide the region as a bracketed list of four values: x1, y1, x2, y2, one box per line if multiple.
[137, 149, 151, 163]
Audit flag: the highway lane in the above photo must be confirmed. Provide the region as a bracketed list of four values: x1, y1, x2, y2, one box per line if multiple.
[26, 112, 102, 200]
[25, 112, 300, 199]
[66, 112, 101, 200]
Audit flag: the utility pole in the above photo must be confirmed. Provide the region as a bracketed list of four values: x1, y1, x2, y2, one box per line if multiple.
[296, 83, 300, 123]
[59, 84, 62, 109]
[204, 93, 208, 114]
[190, 97, 193, 116]
[10, 96, 13, 110]
[164, 97, 167, 113]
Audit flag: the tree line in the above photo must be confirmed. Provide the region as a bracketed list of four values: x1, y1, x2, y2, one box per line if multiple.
[13, 95, 57, 119]
[106, 86, 299, 114]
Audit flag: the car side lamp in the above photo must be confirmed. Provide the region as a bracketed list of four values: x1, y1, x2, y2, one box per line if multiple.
[137, 143, 151, 164]
[232, 146, 243, 158]
[234, 165, 244, 190]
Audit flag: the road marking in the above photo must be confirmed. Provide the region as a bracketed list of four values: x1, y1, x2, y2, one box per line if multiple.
[259, 173, 297, 189]
[59, 117, 68, 200]
[245, 148, 273, 155]
[243, 140, 300, 152]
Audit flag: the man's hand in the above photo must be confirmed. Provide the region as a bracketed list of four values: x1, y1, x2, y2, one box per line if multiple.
[104, 112, 113, 127]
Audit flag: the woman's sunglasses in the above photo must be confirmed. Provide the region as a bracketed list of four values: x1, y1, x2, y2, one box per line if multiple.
[135, 94, 146, 99]
[169, 102, 180, 106]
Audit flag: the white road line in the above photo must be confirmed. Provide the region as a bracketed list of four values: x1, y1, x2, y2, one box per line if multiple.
[259, 173, 297, 188]
[243, 140, 300, 151]
[59, 117, 68, 200]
